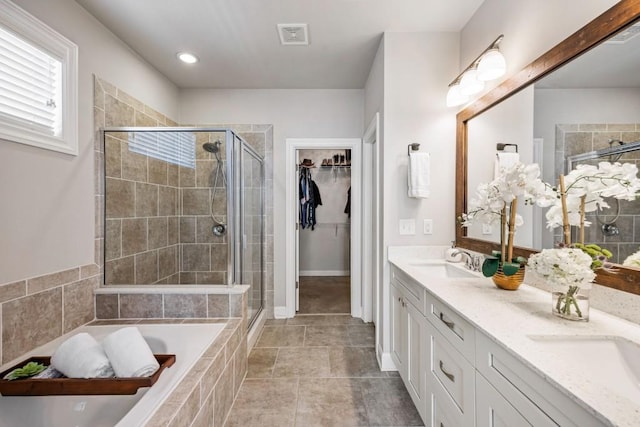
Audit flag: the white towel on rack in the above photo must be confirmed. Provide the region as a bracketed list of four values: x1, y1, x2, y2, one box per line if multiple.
[408, 152, 430, 198]
[494, 152, 520, 178]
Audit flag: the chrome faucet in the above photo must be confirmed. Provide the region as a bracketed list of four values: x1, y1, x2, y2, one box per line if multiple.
[449, 249, 483, 272]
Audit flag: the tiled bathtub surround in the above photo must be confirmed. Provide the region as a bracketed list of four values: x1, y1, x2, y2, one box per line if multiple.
[0, 264, 100, 364]
[555, 123, 640, 263]
[95, 285, 248, 324]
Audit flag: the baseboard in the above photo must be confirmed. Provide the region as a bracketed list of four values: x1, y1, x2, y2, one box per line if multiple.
[378, 350, 397, 371]
[299, 270, 350, 276]
[274, 306, 288, 319]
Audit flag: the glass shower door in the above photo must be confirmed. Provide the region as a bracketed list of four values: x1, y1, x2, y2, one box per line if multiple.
[239, 137, 264, 326]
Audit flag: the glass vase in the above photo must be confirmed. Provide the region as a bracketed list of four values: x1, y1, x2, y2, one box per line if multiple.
[552, 285, 590, 321]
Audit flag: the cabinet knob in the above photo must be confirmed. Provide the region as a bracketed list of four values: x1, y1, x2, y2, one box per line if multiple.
[439, 360, 455, 382]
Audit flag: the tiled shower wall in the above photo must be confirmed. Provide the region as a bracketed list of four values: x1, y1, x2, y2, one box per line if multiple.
[555, 123, 640, 263]
[95, 76, 275, 318]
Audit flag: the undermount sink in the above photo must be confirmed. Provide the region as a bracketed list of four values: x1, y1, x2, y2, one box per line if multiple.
[407, 261, 479, 279]
[528, 335, 640, 399]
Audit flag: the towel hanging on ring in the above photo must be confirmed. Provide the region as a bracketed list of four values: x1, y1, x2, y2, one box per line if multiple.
[408, 152, 430, 198]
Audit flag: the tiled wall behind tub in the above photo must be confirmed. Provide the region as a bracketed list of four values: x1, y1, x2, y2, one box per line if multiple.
[0, 264, 100, 364]
[555, 123, 640, 263]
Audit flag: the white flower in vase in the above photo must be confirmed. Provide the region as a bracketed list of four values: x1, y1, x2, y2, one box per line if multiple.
[528, 248, 596, 320]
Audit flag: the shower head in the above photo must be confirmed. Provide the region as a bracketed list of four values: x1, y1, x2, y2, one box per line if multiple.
[203, 141, 221, 153]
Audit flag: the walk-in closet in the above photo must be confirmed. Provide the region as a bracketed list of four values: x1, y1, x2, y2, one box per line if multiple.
[297, 149, 352, 314]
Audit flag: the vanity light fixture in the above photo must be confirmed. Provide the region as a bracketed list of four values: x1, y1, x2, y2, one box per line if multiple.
[177, 52, 199, 64]
[446, 35, 506, 107]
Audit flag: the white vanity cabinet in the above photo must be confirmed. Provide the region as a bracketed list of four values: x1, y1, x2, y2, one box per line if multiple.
[390, 267, 427, 419]
[475, 332, 604, 427]
[476, 373, 532, 427]
[389, 263, 607, 427]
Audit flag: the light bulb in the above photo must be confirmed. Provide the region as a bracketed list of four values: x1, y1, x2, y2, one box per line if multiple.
[459, 69, 485, 96]
[446, 84, 469, 107]
[177, 52, 198, 64]
[477, 49, 506, 81]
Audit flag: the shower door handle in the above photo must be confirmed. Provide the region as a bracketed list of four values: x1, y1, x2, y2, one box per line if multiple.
[242, 234, 247, 250]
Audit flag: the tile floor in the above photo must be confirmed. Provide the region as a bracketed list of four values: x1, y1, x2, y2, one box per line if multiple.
[224, 315, 424, 426]
[298, 276, 351, 314]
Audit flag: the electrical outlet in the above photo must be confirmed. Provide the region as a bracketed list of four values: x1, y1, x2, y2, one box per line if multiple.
[482, 224, 493, 235]
[399, 219, 416, 235]
[423, 219, 433, 235]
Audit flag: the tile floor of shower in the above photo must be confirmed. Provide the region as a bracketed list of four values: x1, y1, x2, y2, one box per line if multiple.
[224, 278, 423, 426]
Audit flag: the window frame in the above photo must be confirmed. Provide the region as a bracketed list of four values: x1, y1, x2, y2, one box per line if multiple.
[0, 0, 78, 155]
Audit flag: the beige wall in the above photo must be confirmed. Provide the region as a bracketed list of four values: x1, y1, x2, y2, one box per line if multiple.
[179, 89, 365, 308]
[460, 0, 618, 96]
[1, 0, 179, 285]
[0, 0, 179, 365]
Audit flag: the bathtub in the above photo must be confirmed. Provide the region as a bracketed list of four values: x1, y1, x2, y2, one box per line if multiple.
[0, 323, 226, 427]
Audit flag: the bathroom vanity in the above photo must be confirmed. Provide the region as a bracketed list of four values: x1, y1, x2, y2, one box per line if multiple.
[388, 247, 640, 427]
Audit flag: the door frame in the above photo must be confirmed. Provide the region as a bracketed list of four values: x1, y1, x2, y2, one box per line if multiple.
[362, 114, 379, 324]
[285, 138, 363, 319]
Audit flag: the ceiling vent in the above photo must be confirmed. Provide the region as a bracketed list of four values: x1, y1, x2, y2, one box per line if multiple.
[277, 23, 309, 46]
[606, 23, 640, 44]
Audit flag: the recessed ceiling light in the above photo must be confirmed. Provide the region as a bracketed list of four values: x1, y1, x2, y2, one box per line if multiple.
[177, 52, 198, 64]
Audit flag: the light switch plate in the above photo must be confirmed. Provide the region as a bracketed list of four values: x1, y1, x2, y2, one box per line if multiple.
[482, 224, 493, 235]
[399, 219, 416, 235]
[423, 219, 433, 235]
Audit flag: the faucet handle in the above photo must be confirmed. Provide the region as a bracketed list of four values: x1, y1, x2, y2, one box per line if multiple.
[472, 255, 484, 271]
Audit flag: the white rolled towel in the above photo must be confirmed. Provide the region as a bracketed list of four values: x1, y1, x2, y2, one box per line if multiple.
[51, 333, 114, 378]
[102, 327, 159, 378]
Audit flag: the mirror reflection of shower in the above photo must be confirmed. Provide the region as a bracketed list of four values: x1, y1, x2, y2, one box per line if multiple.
[203, 140, 227, 236]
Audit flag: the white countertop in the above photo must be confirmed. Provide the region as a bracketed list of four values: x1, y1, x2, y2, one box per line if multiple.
[389, 246, 640, 427]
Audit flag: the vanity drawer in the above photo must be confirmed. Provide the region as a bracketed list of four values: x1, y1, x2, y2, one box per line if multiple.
[427, 323, 475, 426]
[475, 332, 603, 427]
[391, 266, 426, 315]
[430, 382, 461, 427]
[425, 292, 475, 363]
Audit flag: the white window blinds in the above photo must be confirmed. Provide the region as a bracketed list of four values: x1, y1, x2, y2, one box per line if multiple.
[0, 25, 62, 137]
[129, 131, 197, 169]
[0, 0, 77, 155]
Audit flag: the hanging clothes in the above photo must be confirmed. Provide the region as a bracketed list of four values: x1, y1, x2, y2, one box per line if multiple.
[299, 167, 322, 230]
[344, 186, 351, 218]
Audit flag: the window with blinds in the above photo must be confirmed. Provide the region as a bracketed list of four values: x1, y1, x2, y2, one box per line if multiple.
[128, 131, 196, 169]
[0, 0, 78, 155]
[0, 26, 62, 136]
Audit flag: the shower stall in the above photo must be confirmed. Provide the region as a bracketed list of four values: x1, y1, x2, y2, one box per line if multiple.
[102, 127, 265, 326]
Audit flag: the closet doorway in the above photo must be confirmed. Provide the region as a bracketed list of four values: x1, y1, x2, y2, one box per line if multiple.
[297, 148, 352, 314]
[285, 139, 363, 319]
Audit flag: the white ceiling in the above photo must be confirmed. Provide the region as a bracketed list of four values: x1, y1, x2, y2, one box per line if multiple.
[75, 0, 484, 89]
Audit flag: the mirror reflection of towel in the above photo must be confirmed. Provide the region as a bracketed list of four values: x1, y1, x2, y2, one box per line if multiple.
[494, 152, 519, 178]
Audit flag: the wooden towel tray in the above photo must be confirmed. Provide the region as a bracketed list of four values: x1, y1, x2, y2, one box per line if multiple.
[0, 354, 175, 396]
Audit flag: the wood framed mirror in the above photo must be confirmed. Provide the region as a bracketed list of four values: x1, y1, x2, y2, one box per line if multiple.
[455, 0, 640, 294]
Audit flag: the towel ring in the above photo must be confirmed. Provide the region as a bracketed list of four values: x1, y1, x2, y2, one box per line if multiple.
[408, 143, 421, 155]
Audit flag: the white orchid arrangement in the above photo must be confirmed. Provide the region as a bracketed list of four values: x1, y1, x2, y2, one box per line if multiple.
[545, 162, 640, 245]
[460, 162, 555, 277]
[527, 248, 596, 289]
[528, 248, 596, 319]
